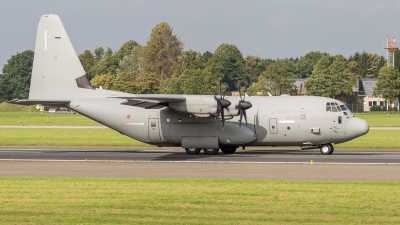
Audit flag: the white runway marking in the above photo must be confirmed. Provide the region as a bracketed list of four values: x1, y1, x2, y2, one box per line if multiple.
[1, 159, 400, 165]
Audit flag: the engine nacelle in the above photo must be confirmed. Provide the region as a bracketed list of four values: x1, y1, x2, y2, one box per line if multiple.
[168, 95, 245, 118]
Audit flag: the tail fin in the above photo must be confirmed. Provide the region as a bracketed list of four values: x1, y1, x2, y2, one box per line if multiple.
[29, 14, 93, 100]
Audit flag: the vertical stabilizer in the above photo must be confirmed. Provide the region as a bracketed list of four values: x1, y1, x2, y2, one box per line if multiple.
[29, 14, 92, 100]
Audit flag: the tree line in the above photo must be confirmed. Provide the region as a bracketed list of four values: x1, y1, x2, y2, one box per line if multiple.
[0, 21, 398, 104]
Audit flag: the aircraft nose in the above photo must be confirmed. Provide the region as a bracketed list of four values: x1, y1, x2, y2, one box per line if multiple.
[347, 117, 369, 140]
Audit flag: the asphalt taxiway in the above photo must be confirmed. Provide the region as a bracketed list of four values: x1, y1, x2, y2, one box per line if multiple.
[0, 147, 399, 180]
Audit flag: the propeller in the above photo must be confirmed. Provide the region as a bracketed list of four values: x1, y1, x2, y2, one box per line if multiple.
[237, 83, 252, 127]
[214, 80, 231, 127]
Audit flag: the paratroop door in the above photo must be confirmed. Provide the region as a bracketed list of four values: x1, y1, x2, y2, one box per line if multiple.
[148, 118, 161, 141]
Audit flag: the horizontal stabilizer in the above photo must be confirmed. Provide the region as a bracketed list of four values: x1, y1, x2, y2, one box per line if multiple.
[8, 99, 70, 106]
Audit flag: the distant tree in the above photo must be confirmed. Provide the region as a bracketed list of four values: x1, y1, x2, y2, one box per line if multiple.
[214, 43, 246, 90]
[118, 44, 142, 76]
[78, 50, 96, 80]
[0, 50, 34, 102]
[170, 50, 204, 76]
[90, 73, 116, 90]
[373, 66, 400, 107]
[348, 51, 385, 78]
[89, 47, 118, 77]
[93, 46, 105, 62]
[113, 40, 141, 63]
[297, 51, 329, 78]
[135, 72, 159, 94]
[366, 53, 385, 78]
[305, 55, 353, 100]
[394, 49, 400, 71]
[276, 58, 298, 78]
[202, 51, 213, 63]
[167, 56, 223, 94]
[245, 55, 267, 83]
[246, 83, 259, 96]
[347, 61, 358, 87]
[259, 60, 295, 96]
[113, 72, 137, 93]
[138, 22, 184, 93]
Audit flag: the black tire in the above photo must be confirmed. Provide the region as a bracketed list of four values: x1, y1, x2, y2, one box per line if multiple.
[320, 144, 333, 155]
[220, 146, 237, 154]
[203, 148, 219, 155]
[185, 148, 201, 155]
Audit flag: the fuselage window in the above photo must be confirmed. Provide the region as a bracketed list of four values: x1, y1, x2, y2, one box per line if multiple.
[338, 116, 342, 124]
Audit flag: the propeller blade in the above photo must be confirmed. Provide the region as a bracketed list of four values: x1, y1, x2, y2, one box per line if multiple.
[243, 109, 248, 126]
[239, 107, 243, 127]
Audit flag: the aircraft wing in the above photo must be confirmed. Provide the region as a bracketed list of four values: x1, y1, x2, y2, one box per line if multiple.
[111, 94, 186, 109]
[8, 99, 70, 106]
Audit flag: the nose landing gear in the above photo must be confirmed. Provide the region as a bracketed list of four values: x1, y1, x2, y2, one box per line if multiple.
[320, 143, 334, 155]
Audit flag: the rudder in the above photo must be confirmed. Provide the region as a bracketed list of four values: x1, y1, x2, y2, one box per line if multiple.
[29, 14, 92, 100]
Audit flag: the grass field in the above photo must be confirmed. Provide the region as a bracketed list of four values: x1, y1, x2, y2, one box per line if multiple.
[0, 111, 100, 126]
[0, 128, 149, 146]
[0, 128, 399, 149]
[0, 177, 398, 224]
[355, 112, 400, 127]
[335, 130, 400, 149]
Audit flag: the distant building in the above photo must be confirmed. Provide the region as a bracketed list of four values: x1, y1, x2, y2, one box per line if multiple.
[293, 78, 398, 112]
[358, 78, 398, 111]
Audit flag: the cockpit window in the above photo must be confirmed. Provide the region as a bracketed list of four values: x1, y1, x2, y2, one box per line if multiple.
[327, 102, 343, 112]
[331, 105, 337, 112]
[326, 103, 331, 112]
[340, 105, 350, 111]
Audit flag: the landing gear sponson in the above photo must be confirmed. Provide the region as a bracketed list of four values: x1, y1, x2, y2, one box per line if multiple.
[184, 146, 237, 155]
[186, 144, 335, 155]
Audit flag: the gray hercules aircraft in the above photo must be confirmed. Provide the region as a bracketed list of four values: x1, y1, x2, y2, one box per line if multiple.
[9, 14, 369, 155]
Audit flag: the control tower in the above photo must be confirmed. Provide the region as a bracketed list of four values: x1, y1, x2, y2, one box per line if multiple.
[384, 35, 398, 68]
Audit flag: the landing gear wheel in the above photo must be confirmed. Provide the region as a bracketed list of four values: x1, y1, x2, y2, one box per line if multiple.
[220, 146, 237, 154]
[320, 144, 334, 155]
[203, 148, 219, 155]
[185, 148, 201, 155]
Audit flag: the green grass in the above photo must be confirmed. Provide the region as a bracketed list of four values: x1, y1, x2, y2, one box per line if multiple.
[355, 112, 400, 127]
[0, 112, 100, 126]
[0, 102, 31, 112]
[0, 177, 399, 224]
[336, 130, 400, 149]
[0, 128, 149, 146]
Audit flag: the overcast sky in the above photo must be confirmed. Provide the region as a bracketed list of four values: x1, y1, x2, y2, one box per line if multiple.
[1, 0, 400, 71]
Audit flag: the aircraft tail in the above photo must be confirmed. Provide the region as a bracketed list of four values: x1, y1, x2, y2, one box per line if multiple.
[28, 14, 94, 101]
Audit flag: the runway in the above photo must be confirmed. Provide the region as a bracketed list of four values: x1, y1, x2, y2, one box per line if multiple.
[0, 147, 399, 180]
[1, 148, 400, 164]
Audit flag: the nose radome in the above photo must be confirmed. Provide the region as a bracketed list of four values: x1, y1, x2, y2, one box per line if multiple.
[347, 117, 369, 139]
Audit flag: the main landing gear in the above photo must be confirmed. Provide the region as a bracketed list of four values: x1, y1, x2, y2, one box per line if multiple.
[320, 143, 334, 155]
[184, 146, 237, 155]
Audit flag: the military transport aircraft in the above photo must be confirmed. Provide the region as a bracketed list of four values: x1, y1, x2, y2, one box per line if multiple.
[9, 14, 369, 155]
